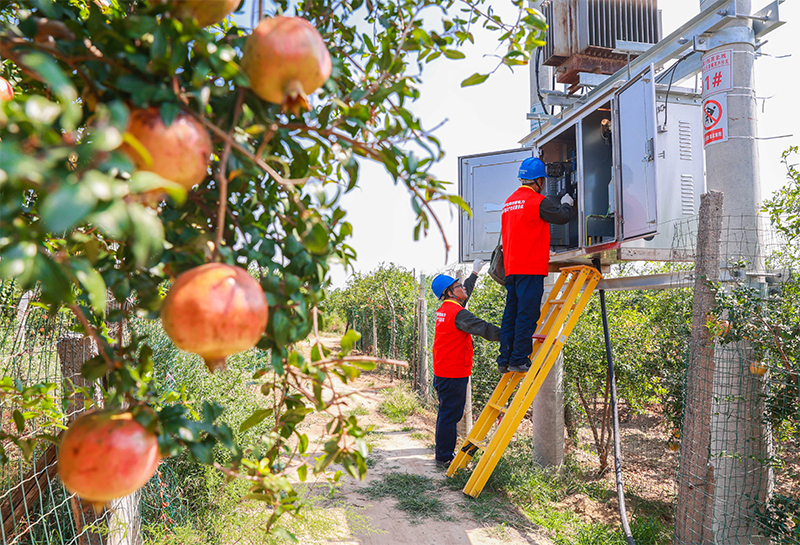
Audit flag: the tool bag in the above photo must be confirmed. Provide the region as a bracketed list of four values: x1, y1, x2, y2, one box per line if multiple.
[487, 233, 505, 286]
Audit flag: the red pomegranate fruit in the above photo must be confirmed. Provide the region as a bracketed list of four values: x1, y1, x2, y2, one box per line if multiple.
[165, 0, 240, 27]
[120, 107, 212, 190]
[0, 77, 14, 102]
[160, 263, 269, 372]
[58, 409, 160, 508]
[240, 16, 332, 115]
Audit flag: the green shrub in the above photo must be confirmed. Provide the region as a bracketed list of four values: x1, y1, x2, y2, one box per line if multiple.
[378, 385, 422, 423]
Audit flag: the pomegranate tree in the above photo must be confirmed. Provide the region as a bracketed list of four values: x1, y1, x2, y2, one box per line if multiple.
[160, 263, 269, 372]
[240, 16, 332, 115]
[58, 410, 160, 508]
[120, 107, 212, 191]
[0, 77, 14, 102]
[164, 0, 239, 27]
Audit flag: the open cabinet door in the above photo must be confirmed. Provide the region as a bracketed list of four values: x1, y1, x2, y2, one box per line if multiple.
[458, 148, 533, 262]
[616, 65, 659, 241]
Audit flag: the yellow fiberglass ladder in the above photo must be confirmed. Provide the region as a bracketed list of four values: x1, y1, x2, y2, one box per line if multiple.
[447, 265, 602, 497]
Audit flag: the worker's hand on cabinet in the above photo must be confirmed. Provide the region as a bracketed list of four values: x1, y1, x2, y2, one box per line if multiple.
[561, 193, 574, 207]
[472, 258, 485, 274]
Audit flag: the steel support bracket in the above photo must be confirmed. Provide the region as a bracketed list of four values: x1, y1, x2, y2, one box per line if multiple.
[717, 0, 785, 38]
[542, 90, 587, 107]
[693, 25, 755, 53]
[577, 72, 610, 89]
[526, 112, 558, 122]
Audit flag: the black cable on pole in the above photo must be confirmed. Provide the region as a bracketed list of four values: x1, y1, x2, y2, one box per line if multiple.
[656, 51, 695, 131]
[535, 47, 549, 116]
[594, 261, 636, 545]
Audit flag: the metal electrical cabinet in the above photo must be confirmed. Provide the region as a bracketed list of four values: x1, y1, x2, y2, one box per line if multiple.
[458, 66, 705, 266]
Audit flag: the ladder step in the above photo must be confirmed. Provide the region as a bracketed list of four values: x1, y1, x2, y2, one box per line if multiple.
[454, 265, 602, 498]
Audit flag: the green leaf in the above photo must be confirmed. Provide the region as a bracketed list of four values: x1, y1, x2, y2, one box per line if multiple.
[17, 439, 35, 462]
[80, 356, 108, 382]
[90, 200, 130, 239]
[21, 52, 78, 103]
[202, 401, 223, 424]
[128, 171, 187, 204]
[270, 528, 297, 543]
[188, 441, 214, 464]
[280, 407, 311, 426]
[12, 410, 25, 433]
[72, 258, 108, 315]
[296, 463, 308, 482]
[239, 409, 273, 432]
[443, 49, 466, 60]
[159, 102, 181, 127]
[24, 96, 62, 125]
[40, 183, 98, 233]
[0, 242, 37, 284]
[340, 330, 361, 356]
[461, 73, 490, 87]
[128, 205, 166, 267]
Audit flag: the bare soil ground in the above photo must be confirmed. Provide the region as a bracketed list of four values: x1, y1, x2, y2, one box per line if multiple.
[291, 333, 677, 543]
[570, 408, 678, 527]
[292, 333, 554, 545]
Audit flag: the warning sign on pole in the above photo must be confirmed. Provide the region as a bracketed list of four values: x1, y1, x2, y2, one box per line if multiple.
[703, 95, 728, 146]
[702, 49, 733, 97]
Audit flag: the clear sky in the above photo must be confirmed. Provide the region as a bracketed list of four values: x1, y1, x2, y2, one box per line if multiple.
[236, 1, 800, 287]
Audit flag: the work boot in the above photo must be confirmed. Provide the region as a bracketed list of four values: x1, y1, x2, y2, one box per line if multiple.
[508, 362, 531, 373]
[435, 458, 452, 469]
[497, 364, 509, 374]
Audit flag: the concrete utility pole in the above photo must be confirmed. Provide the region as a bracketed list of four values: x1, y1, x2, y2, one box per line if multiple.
[697, 0, 772, 542]
[528, 0, 565, 470]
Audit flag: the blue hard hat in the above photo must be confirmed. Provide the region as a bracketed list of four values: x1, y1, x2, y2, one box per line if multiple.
[431, 274, 457, 299]
[518, 157, 547, 181]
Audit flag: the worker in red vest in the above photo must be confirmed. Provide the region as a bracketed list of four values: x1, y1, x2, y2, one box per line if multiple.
[497, 157, 574, 374]
[430, 261, 500, 467]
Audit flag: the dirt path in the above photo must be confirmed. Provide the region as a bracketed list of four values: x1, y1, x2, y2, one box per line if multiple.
[292, 334, 554, 545]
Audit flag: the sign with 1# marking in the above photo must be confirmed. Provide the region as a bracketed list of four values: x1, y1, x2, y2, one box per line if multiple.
[702, 49, 732, 96]
[703, 95, 728, 146]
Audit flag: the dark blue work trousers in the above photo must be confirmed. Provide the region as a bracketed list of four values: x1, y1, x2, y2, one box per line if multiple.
[432, 375, 469, 463]
[497, 274, 545, 368]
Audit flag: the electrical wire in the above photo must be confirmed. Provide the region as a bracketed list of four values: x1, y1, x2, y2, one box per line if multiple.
[535, 47, 550, 116]
[657, 51, 696, 129]
[593, 258, 636, 545]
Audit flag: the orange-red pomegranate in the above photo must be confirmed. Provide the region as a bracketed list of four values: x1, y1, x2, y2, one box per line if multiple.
[0, 77, 14, 102]
[120, 107, 212, 190]
[160, 263, 269, 372]
[58, 410, 160, 507]
[165, 0, 239, 27]
[241, 16, 332, 115]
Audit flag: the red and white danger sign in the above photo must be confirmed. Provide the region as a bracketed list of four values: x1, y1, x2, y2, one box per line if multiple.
[702, 49, 733, 96]
[703, 95, 728, 146]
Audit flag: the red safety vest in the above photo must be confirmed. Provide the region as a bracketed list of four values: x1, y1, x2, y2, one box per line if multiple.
[502, 185, 550, 276]
[432, 300, 474, 378]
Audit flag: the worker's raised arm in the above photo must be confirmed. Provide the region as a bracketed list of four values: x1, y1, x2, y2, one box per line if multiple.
[539, 194, 574, 225]
[454, 309, 500, 341]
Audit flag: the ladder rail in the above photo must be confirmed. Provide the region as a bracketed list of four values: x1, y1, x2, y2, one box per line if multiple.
[463, 268, 596, 495]
[456, 266, 602, 496]
[447, 372, 523, 473]
[447, 270, 574, 475]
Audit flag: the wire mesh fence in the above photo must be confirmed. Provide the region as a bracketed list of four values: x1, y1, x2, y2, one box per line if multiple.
[0, 282, 144, 545]
[2, 206, 798, 544]
[0, 284, 228, 545]
[672, 208, 799, 545]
